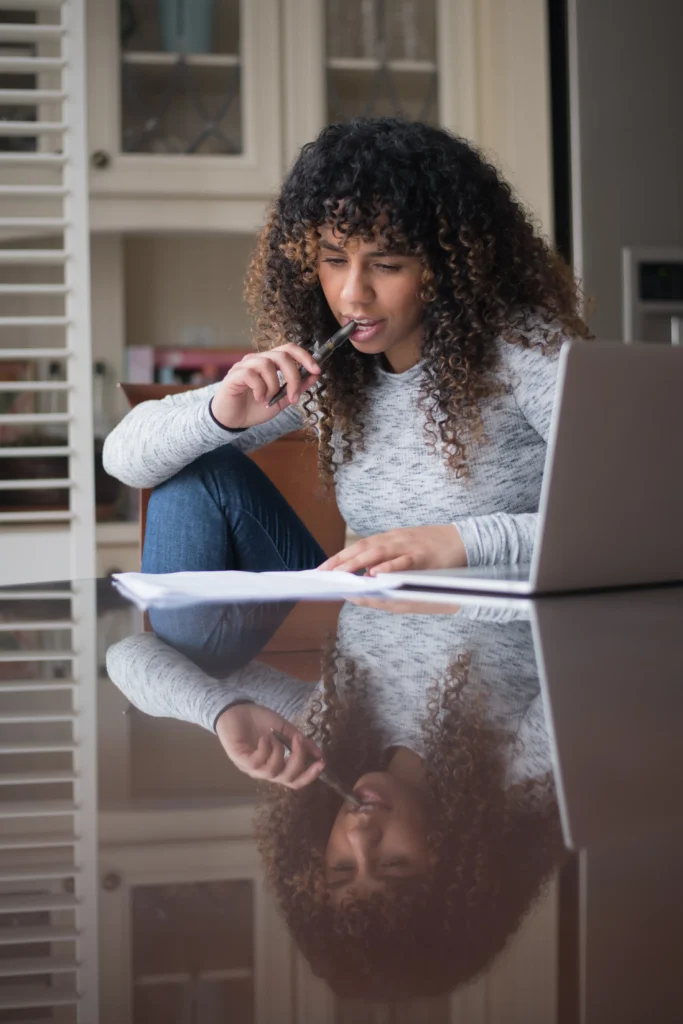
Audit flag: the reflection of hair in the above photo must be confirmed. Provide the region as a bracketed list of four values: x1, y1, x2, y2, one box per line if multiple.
[254, 644, 566, 1000]
[245, 117, 589, 486]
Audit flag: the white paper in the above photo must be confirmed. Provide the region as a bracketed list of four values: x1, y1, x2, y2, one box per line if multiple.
[112, 568, 403, 609]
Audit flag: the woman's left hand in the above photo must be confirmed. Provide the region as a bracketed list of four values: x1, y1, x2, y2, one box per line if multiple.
[317, 524, 467, 576]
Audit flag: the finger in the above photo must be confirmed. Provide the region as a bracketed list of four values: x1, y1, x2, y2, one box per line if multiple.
[276, 733, 314, 784]
[244, 359, 284, 404]
[266, 350, 319, 403]
[367, 554, 415, 576]
[287, 759, 327, 790]
[245, 734, 273, 771]
[263, 739, 287, 778]
[238, 367, 275, 405]
[278, 343, 323, 379]
[348, 596, 404, 612]
[273, 726, 323, 763]
[318, 542, 365, 571]
[332, 548, 390, 574]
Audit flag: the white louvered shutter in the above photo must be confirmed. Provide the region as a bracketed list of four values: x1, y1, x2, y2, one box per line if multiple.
[0, 2, 99, 1021]
[0, 0, 95, 587]
[0, 580, 99, 1023]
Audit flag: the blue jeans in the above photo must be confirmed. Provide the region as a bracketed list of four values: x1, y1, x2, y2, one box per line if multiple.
[142, 445, 326, 574]
[141, 446, 327, 669]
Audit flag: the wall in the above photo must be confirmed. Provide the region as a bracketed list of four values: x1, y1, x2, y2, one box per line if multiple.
[474, 0, 554, 242]
[124, 234, 256, 351]
[568, 0, 683, 338]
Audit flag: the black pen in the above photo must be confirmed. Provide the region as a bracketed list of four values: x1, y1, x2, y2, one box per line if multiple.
[267, 320, 357, 408]
[271, 728, 362, 807]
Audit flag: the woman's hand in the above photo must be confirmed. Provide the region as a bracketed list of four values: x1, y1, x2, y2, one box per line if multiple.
[317, 524, 467, 575]
[215, 704, 326, 790]
[348, 595, 461, 615]
[209, 344, 321, 430]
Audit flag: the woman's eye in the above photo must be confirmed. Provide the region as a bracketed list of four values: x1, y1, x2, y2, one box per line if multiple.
[376, 263, 401, 273]
[321, 257, 346, 266]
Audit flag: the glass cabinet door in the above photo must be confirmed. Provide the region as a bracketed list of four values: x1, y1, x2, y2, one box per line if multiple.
[325, 0, 439, 125]
[119, 0, 243, 159]
[99, 840, 293, 1024]
[87, 0, 282, 198]
[283, 0, 473, 168]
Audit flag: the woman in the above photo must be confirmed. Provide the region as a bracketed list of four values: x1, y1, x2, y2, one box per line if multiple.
[106, 597, 566, 999]
[103, 117, 589, 575]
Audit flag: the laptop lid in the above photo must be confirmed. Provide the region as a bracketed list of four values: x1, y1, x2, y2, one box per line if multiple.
[530, 341, 683, 591]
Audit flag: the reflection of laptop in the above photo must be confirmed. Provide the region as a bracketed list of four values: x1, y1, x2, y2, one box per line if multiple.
[530, 589, 683, 849]
[390, 340, 683, 596]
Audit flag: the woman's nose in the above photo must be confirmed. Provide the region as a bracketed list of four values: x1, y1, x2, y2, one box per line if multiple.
[340, 265, 373, 306]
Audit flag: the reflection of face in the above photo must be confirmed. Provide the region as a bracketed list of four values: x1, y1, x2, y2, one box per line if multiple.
[317, 224, 425, 374]
[325, 771, 433, 904]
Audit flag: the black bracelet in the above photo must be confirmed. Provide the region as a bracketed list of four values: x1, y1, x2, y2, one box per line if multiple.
[209, 398, 247, 433]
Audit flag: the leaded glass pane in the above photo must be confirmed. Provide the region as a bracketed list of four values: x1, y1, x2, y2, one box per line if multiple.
[120, 0, 243, 156]
[325, 0, 438, 124]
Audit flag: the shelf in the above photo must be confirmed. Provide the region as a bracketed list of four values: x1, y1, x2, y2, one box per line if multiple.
[327, 57, 436, 73]
[122, 51, 240, 68]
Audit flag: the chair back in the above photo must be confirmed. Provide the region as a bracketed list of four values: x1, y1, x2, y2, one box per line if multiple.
[118, 382, 346, 558]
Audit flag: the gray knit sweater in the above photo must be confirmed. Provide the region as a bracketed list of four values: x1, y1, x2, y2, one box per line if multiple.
[103, 333, 561, 566]
[106, 603, 552, 787]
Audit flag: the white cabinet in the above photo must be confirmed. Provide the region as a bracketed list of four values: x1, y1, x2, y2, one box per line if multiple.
[98, 838, 293, 1024]
[86, 0, 282, 201]
[86, 0, 552, 237]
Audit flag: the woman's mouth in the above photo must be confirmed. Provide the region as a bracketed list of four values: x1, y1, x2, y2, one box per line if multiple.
[344, 317, 385, 343]
[351, 785, 392, 811]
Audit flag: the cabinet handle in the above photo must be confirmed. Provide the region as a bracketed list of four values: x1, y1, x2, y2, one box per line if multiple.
[91, 150, 111, 170]
[102, 872, 122, 891]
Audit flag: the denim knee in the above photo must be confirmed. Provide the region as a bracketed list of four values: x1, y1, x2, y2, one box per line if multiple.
[148, 444, 255, 513]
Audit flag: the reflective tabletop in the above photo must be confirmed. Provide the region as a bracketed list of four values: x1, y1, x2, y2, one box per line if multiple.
[1, 580, 682, 1023]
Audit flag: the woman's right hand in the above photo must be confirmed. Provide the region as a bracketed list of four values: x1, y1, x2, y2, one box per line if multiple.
[209, 343, 321, 430]
[216, 704, 326, 790]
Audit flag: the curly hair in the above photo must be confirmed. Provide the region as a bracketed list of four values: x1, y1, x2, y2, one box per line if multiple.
[253, 643, 567, 1000]
[245, 117, 590, 483]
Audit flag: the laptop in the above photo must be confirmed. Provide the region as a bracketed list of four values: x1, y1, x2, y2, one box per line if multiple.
[388, 340, 683, 595]
[530, 588, 683, 849]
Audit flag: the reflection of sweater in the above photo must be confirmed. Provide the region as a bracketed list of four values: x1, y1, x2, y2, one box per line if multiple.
[106, 604, 552, 786]
[103, 334, 561, 566]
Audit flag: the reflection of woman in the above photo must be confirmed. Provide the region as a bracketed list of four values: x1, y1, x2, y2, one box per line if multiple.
[107, 602, 565, 999]
[104, 117, 589, 578]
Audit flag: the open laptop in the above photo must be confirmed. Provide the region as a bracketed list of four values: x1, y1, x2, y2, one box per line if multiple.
[388, 340, 683, 595]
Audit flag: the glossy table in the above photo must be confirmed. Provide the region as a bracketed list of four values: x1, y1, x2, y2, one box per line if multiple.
[0, 578, 681, 1024]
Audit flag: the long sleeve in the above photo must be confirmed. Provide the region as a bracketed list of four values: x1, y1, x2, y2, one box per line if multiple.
[103, 383, 304, 489]
[453, 336, 562, 566]
[106, 633, 316, 731]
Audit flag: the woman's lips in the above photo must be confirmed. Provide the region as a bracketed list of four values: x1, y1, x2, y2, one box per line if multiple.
[352, 785, 392, 810]
[344, 318, 385, 343]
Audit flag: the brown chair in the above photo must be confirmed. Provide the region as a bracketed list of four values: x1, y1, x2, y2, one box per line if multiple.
[118, 382, 346, 559]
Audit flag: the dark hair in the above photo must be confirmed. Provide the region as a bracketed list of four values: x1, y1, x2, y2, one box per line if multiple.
[246, 117, 589, 483]
[254, 645, 566, 1000]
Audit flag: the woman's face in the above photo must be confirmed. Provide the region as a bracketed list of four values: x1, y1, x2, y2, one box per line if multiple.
[317, 224, 425, 374]
[324, 770, 433, 904]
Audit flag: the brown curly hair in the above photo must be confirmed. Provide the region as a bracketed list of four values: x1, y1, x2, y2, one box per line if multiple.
[253, 642, 567, 1000]
[245, 117, 590, 484]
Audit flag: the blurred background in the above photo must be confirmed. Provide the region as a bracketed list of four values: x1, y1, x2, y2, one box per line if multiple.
[1, 0, 682, 585]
